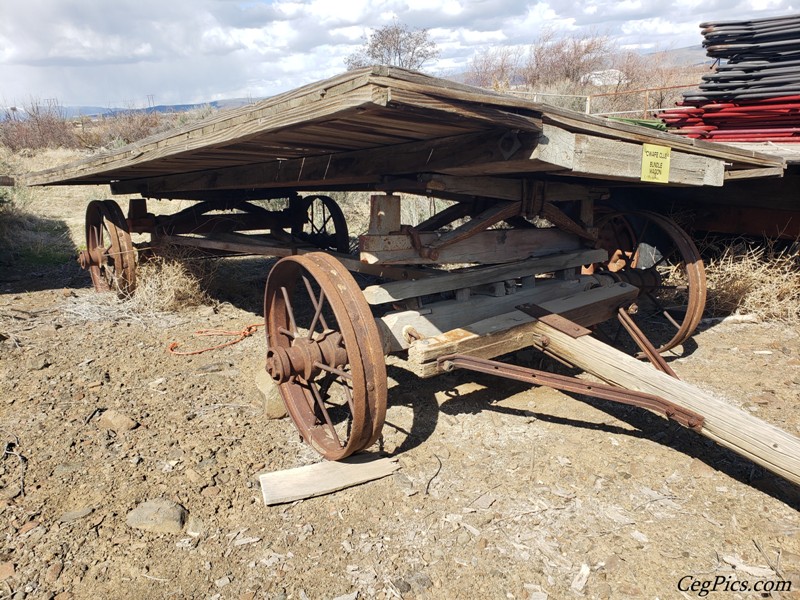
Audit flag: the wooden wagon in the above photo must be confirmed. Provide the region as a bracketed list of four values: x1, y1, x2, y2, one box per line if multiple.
[23, 67, 800, 486]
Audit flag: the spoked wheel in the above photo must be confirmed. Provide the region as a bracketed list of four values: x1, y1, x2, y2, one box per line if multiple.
[592, 210, 706, 354]
[290, 195, 350, 253]
[264, 253, 387, 460]
[80, 200, 137, 296]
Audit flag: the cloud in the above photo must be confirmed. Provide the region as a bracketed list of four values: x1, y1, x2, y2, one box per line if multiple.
[0, 0, 798, 105]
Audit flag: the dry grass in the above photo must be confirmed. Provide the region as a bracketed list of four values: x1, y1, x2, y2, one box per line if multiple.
[62, 249, 216, 325]
[130, 252, 215, 312]
[703, 238, 800, 323]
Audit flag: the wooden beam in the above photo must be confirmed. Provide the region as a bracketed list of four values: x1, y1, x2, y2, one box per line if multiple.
[571, 135, 725, 186]
[517, 320, 800, 487]
[368, 194, 402, 234]
[363, 248, 607, 304]
[377, 277, 597, 353]
[359, 228, 581, 265]
[724, 167, 785, 180]
[406, 282, 638, 377]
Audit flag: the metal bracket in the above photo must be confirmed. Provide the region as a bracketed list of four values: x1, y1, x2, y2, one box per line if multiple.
[516, 303, 592, 338]
[437, 354, 705, 430]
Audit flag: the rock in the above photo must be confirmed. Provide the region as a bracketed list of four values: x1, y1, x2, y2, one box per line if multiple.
[45, 561, 63, 584]
[126, 499, 187, 534]
[27, 356, 51, 371]
[54, 593, 74, 600]
[0, 561, 14, 581]
[406, 572, 433, 592]
[97, 409, 138, 432]
[255, 369, 287, 419]
[186, 515, 204, 538]
[59, 507, 94, 523]
[689, 458, 716, 478]
[392, 579, 412, 594]
[215, 575, 231, 588]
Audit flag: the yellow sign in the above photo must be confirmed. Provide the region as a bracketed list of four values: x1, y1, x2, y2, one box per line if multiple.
[640, 144, 671, 183]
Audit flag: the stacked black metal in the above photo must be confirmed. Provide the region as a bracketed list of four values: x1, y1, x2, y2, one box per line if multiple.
[660, 13, 800, 141]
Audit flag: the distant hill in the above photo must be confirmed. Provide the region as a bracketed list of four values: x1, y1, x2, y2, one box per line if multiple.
[650, 45, 713, 66]
[58, 98, 259, 119]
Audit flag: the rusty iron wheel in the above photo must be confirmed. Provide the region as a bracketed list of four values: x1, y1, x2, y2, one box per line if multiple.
[290, 195, 350, 254]
[82, 200, 137, 297]
[593, 210, 706, 354]
[264, 252, 387, 460]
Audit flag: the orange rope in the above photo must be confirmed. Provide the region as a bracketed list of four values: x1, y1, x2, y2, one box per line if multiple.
[168, 322, 264, 355]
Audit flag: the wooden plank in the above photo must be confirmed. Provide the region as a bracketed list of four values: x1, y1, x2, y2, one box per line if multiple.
[377, 277, 596, 353]
[519, 320, 800, 486]
[259, 454, 400, 505]
[363, 248, 607, 304]
[724, 167, 785, 180]
[359, 228, 581, 265]
[0, 176, 14, 186]
[407, 282, 638, 375]
[571, 135, 725, 186]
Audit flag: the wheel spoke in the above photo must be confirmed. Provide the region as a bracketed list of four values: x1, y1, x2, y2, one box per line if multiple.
[313, 361, 353, 381]
[278, 326, 297, 338]
[301, 275, 329, 332]
[280, 286, 298, 334]
[308, 382, 342, 448]
[645, 291, 681, 330]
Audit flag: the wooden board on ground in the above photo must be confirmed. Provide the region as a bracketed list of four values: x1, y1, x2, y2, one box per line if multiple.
[259, 454, 400, 506]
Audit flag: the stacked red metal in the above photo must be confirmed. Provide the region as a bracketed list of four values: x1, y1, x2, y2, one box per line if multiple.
[660, 14, 800, 142]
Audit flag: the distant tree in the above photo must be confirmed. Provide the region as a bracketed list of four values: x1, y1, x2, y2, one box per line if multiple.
[345, 21, 439, 71]
[465, 47, 523, 90]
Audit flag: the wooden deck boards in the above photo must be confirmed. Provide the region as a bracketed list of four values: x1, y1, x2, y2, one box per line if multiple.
[23, 66, 785, 190]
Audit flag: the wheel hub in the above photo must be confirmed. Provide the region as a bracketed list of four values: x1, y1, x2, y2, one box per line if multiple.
[266, 330, 347, 383]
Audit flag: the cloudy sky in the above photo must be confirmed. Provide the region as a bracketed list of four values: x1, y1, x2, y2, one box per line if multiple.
[0, 0, 797, 107]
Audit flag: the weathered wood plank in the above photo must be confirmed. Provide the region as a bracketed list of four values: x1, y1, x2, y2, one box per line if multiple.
[359, 228, 581, 265]
[363, 248, 607, 304]
[571, 135, 725, 186]
[259, 454, 400, 505]
[406, 282, 638, 377]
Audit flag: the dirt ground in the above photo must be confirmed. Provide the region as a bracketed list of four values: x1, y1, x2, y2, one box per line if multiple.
[0, 254, 799, 600]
